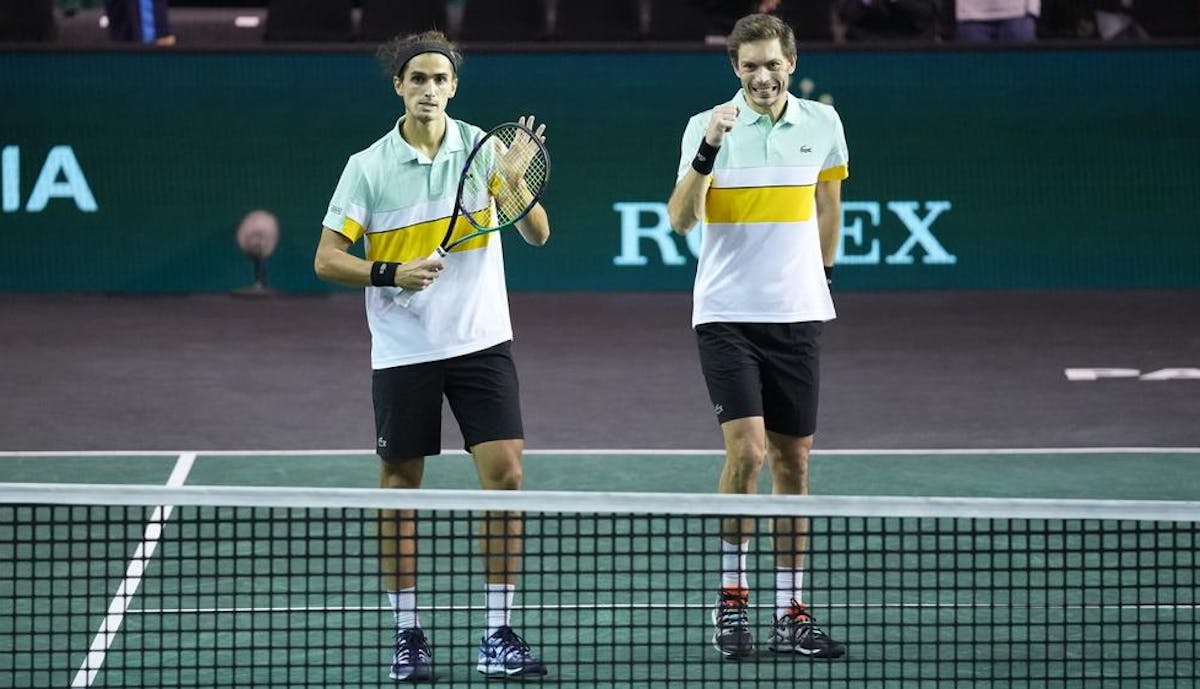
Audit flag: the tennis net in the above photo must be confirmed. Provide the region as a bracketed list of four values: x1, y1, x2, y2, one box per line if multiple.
[1, 483, 1196, 688]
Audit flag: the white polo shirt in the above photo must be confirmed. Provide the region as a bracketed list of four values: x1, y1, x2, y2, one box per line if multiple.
[323, 115, 512, 369]
[676, 90, 849, 327]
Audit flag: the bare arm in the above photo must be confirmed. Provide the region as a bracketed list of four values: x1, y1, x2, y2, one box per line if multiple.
[668, 104, 739, 235]
[515, 203, 550, 246]
[313, 228, 443, 290]
[667, 168, 712, 236]
[815, 179, 842, 268]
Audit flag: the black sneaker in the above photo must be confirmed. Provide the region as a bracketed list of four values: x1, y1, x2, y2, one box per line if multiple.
[389, 627, 434, 681]
[767, 600, 846, 659]
[476, 626, 548, 678]
[711, 587, 754, 658]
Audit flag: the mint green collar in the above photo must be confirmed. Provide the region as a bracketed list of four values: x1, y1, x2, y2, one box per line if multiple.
[390, 114, 466, 163]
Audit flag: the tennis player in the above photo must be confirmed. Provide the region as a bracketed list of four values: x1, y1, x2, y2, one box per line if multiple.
[312, 31, 549, 681]
[666, 13, 848, 660]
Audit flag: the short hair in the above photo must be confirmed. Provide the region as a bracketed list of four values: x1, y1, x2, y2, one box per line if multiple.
[726, 13, 797, 64]
[376, 30, 462, 80]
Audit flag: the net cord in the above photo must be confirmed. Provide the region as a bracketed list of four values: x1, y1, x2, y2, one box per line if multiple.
[2, 482, 1198, 521]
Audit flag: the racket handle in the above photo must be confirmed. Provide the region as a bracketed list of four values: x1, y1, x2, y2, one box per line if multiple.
[391, 247, 447, 308]
[393, 287, 417, 308]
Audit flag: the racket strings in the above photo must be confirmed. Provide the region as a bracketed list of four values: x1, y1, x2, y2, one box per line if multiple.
[489, 126, 549, 225]
[456, 124, 549, 235]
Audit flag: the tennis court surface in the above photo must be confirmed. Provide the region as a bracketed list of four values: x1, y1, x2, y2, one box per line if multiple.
[3, 448, 1197, 688]
[2, 290, 1197, 686]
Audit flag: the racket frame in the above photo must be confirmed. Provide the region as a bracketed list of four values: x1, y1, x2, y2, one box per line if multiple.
[393, 120, 550, 307]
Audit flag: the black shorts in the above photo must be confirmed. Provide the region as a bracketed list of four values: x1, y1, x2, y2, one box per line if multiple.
[372, 341, 524, 460]
[695, 322, 823, 437]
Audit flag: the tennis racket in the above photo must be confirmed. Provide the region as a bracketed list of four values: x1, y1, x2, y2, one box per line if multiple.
[393, 120, 551, 307]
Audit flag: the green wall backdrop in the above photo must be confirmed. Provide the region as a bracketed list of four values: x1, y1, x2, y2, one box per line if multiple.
[1, 47, 1197, 292]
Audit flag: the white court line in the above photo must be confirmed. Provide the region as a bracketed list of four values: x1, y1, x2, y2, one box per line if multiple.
[128, 602, 1198, 615]
[3, 447, 1200, 458]
[69, 452, 196, 688]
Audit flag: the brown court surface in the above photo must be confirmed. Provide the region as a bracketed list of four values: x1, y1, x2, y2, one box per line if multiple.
[0, 290, 1197, 452]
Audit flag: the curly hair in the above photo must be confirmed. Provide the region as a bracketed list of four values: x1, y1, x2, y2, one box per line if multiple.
[375, 30, 463, 80]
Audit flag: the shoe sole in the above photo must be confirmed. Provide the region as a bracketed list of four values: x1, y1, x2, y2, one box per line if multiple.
[389, 665, 434, 681]
[711, 635, 754, 659]
[767, 642, 847, 659]
[476, 662, 548, 678]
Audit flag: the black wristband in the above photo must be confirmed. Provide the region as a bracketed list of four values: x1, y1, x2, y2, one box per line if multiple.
[691, 140, 719, 176]
[824, 265, 834, 286]
[370, 261, 400, 287]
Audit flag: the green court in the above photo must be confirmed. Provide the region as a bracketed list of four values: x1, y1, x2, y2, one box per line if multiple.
[2, 449, 1198, 688]
[5, 448, 1200, 497]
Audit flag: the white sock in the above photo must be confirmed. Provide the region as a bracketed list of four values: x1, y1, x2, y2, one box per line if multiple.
[720, 540, 750, 590]
[388, 587, 418, 630]
[775, 569, 805, 619]
[484, 583, 515, 637]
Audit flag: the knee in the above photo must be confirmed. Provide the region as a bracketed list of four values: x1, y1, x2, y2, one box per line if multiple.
[769, 443, 812, 490]
[380, 459, 423, 489]
[479, 461, 523, 491]
[771, 456, 808, 485]
[726, 439, 766, 476]
[729, 429, 766, 463]
[770, 442, 811, 467]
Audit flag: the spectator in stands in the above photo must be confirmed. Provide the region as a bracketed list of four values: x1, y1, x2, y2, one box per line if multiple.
[103, 0, 175, 45]
[0, 0, 57, 41]
[1037, 0, 1098, 39]
[1093, 0, 1148, 40]
[1089, 0, 1200, 40]
[833, 0, 940, 42]
[955, 0, 1039, 42]
[697, 0, 786, 38]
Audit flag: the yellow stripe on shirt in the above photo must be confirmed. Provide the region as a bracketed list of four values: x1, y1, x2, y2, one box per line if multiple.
[818, 164, 849, 182]
[705, 185, 816, 224]
[365, 209, 493, 262]
[340, 217, 366, 243]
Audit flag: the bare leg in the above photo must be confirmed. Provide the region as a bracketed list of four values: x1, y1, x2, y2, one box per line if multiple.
[718, 417, 768, 546]
[766, 431, 813, 572]
[471, 439, 525, 584]
[378, 457, 425, 594]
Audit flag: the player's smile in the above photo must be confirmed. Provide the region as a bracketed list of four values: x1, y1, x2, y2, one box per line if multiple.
[733, 37, 795, 119]
[749, 82, 780, 101]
